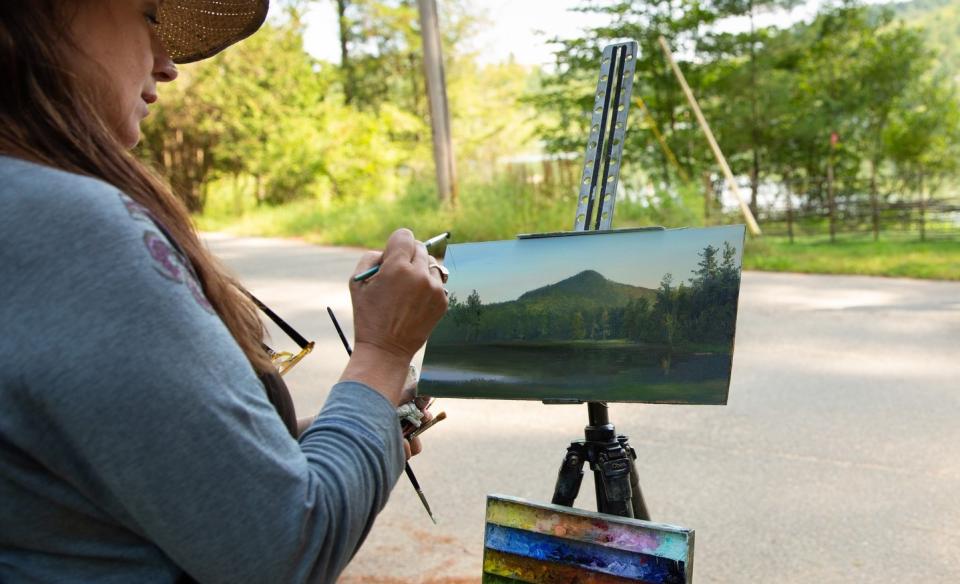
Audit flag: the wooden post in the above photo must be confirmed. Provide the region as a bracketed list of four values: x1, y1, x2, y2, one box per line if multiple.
[702, 171, 713, 224]
[417, 0, 457, 204]
[827, 157, 836, 243]
[870, 168, 880, 242]
[784, 176, 795, 244]
[657, 36, 761, 236]
[919, 171, 926, 242]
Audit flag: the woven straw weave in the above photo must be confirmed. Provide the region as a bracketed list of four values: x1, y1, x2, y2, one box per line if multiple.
[157, 0, 269, 64]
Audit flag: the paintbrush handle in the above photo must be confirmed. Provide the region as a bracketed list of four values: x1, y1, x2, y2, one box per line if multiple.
[351, 232, 449, 282]
[352, 264, 380, 282]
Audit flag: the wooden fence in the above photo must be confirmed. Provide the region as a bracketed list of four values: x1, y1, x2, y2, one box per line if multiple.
[706, 174, 960, 242]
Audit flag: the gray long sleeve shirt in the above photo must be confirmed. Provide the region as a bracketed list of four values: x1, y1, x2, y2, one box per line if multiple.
[0, 156, 405, 583]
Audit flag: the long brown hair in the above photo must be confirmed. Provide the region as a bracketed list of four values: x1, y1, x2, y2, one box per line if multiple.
[0, 0, 273, 373]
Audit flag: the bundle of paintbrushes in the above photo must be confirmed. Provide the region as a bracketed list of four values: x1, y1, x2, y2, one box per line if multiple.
[326, 306, 447, 524]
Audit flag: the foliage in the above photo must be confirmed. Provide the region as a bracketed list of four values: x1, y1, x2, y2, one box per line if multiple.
[140, 12, 422, 210]
[141, 1, 542, 214]
[529, 0, 960, 205]
[142, 0, 960, 282]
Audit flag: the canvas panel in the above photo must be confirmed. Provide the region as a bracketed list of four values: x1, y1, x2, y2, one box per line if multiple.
[420, 225, 746, 404]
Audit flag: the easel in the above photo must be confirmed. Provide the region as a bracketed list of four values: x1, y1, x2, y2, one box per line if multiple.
[534, 41, 652, 520]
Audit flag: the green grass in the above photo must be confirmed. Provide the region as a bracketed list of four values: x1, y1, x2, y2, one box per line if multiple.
[195, 179, 959, 281]
[196, 179, 571, 248]
[744, 236, 960, 280]
[193, 177, 698, 248]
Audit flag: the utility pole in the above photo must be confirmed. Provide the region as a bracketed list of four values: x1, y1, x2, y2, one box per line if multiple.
[417, 0, 457, 204]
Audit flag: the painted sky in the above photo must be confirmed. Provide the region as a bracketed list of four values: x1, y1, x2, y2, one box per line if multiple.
[443, 225, 745, 304]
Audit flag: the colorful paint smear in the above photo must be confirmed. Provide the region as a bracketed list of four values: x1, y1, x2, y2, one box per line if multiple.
[483, 495, 693, 584]
[486, 497, 688, 562]
[483, 548, 640, 583]
[485, 525, 684, 583]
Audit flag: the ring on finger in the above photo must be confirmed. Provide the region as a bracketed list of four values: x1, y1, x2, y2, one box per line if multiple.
[428, 262, 449, 284]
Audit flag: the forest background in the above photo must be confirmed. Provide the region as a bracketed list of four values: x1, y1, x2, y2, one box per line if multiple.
[138, 0, 960, 279]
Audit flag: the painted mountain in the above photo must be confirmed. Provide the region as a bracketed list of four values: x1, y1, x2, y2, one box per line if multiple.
[431, 270, 658, 344]
[516, 269, 656, 310]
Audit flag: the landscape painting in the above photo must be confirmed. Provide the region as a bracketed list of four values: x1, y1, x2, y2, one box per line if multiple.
[418, 225, 746, 404]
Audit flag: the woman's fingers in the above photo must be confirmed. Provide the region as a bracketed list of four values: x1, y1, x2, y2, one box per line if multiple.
[411, 239, 430, 272]
[405, 435, 423, 460]
[353, 250, 382, 275]
[382, 228, 417, 267]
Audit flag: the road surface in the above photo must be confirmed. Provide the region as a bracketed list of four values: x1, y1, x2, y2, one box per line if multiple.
[206, 233, 960, 583]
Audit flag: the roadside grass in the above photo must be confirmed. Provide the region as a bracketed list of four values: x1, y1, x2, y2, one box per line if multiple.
[744, 236, 960, 280]
[195, 181, 959, 281]
[193, 178, 694, 248]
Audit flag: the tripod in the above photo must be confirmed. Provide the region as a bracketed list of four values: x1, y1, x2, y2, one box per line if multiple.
[547, 41, 650, 520]
[551, 402, 649, 519]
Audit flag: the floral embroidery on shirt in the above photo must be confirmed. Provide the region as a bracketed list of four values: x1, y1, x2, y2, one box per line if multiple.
[119, 193, 153, 223]
[144, 232, 183, 283]
[142, 231, 214, 314]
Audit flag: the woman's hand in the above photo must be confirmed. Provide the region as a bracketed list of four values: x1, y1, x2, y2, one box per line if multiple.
[339, 229, 448, 406]
[404, 410, 432, 460]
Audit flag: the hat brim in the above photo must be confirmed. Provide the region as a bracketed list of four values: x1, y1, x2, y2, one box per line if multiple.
[157, 0, 269, 64]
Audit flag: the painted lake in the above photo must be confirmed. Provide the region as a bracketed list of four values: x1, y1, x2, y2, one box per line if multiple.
[419, 341, 732, 404]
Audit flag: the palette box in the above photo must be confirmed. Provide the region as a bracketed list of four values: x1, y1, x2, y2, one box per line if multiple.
[483, 494, 694, 583]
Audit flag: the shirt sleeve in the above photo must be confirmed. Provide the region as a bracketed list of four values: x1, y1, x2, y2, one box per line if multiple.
[6, 183, 405, 583]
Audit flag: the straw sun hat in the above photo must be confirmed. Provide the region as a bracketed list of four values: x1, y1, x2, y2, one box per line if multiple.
[156, 0, 269, 64]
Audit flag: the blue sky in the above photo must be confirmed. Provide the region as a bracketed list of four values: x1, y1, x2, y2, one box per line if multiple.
[443, 225, 745, 304]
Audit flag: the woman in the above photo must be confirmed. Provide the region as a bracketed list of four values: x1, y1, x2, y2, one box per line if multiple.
[0, 1, 448, 582]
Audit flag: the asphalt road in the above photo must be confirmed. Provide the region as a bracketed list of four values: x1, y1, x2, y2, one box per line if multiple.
[206, 233, 960, 583]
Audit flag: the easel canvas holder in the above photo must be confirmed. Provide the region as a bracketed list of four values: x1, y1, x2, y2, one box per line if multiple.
[534, 41, 653, 520]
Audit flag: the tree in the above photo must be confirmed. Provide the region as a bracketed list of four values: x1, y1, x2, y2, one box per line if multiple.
[571, 311, 586, 340]
[464, 289, 484, 341]
[691, 244, 719, 286]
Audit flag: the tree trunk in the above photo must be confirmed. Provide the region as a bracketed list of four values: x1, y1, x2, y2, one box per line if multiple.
[748, 0, 761, 220]
[337, 0, 354, 105]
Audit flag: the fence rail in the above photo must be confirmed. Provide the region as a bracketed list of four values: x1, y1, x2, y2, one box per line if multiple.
[499, 159, 960, 241]
[710, 175, 960, 242]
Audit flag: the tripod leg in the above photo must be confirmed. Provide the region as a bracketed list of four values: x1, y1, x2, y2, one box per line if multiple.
[619, 436, 650, 520]
[594, 447, 635, 517]
[552, 443, 586, 507]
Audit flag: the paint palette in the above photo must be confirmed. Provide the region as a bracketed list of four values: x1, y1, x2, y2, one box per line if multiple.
[483, 495, 694, 583]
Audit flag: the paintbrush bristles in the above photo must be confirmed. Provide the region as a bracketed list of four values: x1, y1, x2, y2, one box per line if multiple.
[408, 411, 447, 439]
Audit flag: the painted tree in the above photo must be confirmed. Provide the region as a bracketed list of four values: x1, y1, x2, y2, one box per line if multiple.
[571, 311, 586, 340]
[464, 289, 484, 342]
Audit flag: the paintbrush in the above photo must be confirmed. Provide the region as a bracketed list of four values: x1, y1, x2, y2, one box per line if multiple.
[352, 231, 450, 282]
[406, 411, 446, 440]
[326, 306, 438, 524]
